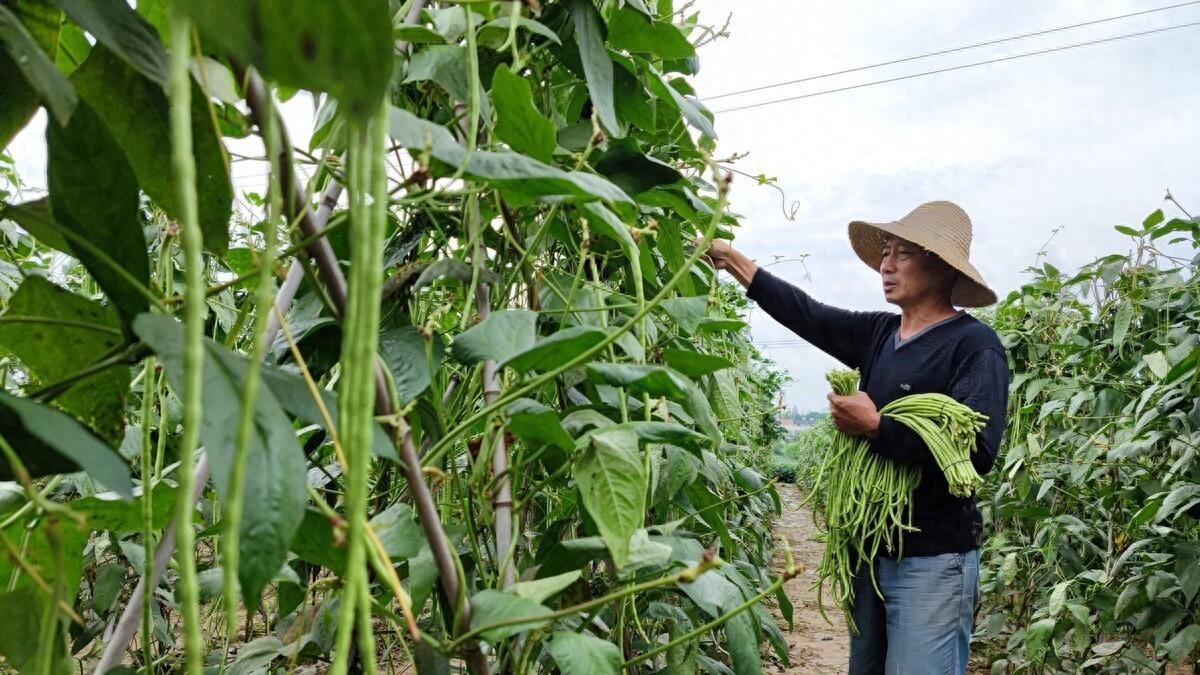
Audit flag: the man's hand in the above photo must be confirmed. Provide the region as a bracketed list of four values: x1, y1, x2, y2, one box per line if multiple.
[702, 239, 736, 270]
[827, 391, 882, 439]
[696, 238, 758, 288]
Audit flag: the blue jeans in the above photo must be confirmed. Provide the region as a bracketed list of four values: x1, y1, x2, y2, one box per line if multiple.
[848, 549, 980, 675]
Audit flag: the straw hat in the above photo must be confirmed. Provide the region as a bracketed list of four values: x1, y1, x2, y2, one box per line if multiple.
[848, 200, 998, 308]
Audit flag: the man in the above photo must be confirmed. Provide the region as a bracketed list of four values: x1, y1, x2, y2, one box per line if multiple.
[703, 201, 1009, 674]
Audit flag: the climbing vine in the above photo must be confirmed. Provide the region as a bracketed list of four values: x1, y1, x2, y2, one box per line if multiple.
[0, 1, 793, 673]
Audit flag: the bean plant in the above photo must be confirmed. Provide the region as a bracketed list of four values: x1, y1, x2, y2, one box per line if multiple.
[974, 209, 1200, 673]
[0, 1, 795, 674]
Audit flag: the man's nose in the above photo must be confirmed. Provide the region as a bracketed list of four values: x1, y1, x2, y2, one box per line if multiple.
[879, 254, 895, 273]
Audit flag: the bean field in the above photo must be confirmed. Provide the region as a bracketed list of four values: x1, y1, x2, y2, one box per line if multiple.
[0, 1, 1197, 674]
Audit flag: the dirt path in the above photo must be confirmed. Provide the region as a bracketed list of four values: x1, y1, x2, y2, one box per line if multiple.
[765, 482, 849, 674]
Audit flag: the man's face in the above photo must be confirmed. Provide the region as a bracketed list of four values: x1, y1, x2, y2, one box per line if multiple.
[878, 237, 951, 306]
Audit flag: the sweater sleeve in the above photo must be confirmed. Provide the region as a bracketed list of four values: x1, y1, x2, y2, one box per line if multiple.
[745, 267, 890, 370]
[870, 347, 1009, 473]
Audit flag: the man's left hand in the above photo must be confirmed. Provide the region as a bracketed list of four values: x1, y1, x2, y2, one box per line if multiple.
[827, 391, 882, 439]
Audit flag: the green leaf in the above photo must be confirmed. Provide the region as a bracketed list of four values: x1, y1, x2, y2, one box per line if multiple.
[662, 348, 732, 377]
[0, 391, 132, 496]
[389, 107, 630, 207]
[180, 0, 392, 120]
[0, 1, 59, 149]
[677, 561, 741, 615]
[476, 16, 562, 49]
[1024, 617, 1057, 662]
[379, 325, 444, 405]
[1142, 209, 1165, 231]
[661, 446, 698, 502]
[654, 219, 695, 295]
[491, 64, 555, 163]
[613, 59, 655, 132]
[1113, 224, 1140, 237]
[54, 0, 167, 85]
[1156, 483, 1200, 523]
[1112, 302, 1132, 350]
[192, 56, 239, 104]
[505, 398, 574, 452]
[610, 421, 707, 449]
[368, 502, 425, 560]
[587, 362, 691, 399]
[404, 45, 490, 119]
[226, 637, 286, 675]
[546, 631, 622, 675]
[290, 508, 347, 574]
[709, 369, 740, 422]
[691, 386, 715, 444]
[413, 259, 502, 289]
[1, 198, 70, 251]
[1048, 580, 1070, 618]
[504, 325, 607, 373]
[0, 4, 75, 126]
[425, 6, 484, 41]
[0, 276, 128, 442]
[71, 45, 231, 252]
[726, 612, 764, 675]
[449, 309, 538, 365]
[580, 202, 639, 255]
[607, 8, 695, 60]
[660, 296, 708, 335]
[574, 427, 646, 568]
[512, 569, 582, 604]
[133, 314, 306, 612]
[394, 24, 447, 45]
[620, 528, 672, 574]
[684, 483, 734, 555]
[46, 101, 150, 325]
[91, 562, 126, 614]
[257, 360, 395, 462]
[644, 62, 716, 139]
[696, 317, 746, 334]
[69, 483, 176, 531]
[586, 362, 720, 444]
[468, 589, 551, 642]
[593, 140, 684, 196]
[54, 19, 89, 75]
[0, 587, 68, 674]
[566, 0, 619, 135]
[412, 642, 451, 675]
[1164, 624, 1200, 664]
[1165, 346, 1200, 383]
[1144, 351, 1171, 380]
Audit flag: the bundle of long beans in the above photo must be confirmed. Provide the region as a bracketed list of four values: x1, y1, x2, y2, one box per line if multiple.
[809, 369, 921, 633]
[878, 392, 988, 497]
[809, 369, 989, 633]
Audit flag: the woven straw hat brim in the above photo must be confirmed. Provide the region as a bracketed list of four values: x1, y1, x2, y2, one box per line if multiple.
[848, 217, 998, 308]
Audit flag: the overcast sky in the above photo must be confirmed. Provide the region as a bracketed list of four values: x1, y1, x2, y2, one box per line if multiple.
[7, 1, 1198, 411]
[689, 0, 1200, 410]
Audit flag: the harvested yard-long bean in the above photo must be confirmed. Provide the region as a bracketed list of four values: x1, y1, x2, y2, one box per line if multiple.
[810, 369, 988, 633]
[879, 392, 988, 497]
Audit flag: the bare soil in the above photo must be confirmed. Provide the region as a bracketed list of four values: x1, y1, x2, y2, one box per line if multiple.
[764, 482, 850, 674]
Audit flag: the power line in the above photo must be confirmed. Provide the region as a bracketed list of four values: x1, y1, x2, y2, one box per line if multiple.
[714, 20, 1200, 114]
[703, 0, 1200, 101]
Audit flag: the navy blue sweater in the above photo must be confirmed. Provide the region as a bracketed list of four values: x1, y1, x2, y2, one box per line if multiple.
[747, 268, 1009, 557]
